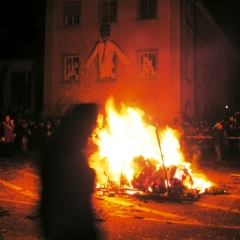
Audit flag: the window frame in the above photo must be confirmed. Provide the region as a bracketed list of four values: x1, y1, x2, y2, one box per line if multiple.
[99, 0, 117, 23]
[137, 48, 158, 80]
[138, 0, 157, 20]
[63, 2, 81, 27]
[62, 54, 80, 82]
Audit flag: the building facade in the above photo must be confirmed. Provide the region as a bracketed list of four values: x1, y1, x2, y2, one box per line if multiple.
[43, 0, 240, 124]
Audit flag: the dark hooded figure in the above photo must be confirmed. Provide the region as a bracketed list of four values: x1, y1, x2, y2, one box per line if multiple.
[40, 103, 99, 240]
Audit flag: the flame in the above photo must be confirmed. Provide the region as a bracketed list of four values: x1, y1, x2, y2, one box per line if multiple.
[90, 98, 212, 194]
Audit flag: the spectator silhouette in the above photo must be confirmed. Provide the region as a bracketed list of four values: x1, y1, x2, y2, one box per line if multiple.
[45, 118, 54, 149]
[1, 114, 16, 158]
[40, 103, 98, 240]
[212, 123, 225, 161]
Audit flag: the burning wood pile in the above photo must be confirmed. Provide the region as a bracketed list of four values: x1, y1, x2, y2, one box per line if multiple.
[89, 98, 212, 201]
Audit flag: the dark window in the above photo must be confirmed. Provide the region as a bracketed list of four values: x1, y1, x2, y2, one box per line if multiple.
[100, 0, 117, 22]
[139, 0, 157, 19]
[64, 2, 81, 26]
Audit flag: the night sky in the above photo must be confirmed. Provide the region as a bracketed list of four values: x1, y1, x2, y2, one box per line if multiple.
[0, 0, 46, 59]
[201, 0, 240, 53]
[0, 0, 240, 59]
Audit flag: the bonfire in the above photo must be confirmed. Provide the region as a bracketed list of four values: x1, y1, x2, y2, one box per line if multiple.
[89, 98, 212, 199]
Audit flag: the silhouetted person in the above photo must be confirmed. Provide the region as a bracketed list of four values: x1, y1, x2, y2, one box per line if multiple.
[0, 114, 16, 158]
[40, 103, 99, 240]
[212, 123, 225, 161]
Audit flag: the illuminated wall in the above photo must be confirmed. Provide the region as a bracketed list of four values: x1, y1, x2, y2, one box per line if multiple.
[43, 0, 240, 123]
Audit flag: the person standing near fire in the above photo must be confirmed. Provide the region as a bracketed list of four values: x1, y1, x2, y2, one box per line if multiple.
[40, 103, 99, 240]
[212, 122, 225, 161]
[0, 114, 16, 158]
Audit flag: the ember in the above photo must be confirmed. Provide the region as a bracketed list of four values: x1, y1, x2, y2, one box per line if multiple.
[89, 98, 212, 198]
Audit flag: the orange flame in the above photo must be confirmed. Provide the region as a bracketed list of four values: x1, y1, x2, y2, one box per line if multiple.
[89, 98, 212, 194]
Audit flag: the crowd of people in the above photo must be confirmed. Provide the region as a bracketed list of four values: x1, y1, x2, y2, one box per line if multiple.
[2, 104, 239, 239]
[0, 114, 62, 157]
[1, 109, 240, 159]
[179, 116, 240, 152]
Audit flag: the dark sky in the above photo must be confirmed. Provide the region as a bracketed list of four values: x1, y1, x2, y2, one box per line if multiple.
[0, 0, 239, 59]
[0, 0, 46, 59]
[201, 0, 240, 54]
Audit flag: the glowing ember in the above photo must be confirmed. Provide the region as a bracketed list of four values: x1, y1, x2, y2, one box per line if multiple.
[89, 98, 212, 194]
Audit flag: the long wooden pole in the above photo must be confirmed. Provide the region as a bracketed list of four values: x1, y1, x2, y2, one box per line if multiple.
[155, 128, 170, 193]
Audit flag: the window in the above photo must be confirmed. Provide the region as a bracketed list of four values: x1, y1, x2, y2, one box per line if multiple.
[138, 49, 157, 78]
[100, 0, 117, 22]
[64, 2, 81, 26]
[63, 55, 79, 81]
[138, 0, 157, 19]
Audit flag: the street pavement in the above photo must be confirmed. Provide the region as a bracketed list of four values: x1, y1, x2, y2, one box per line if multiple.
[0, 149, 240, 240]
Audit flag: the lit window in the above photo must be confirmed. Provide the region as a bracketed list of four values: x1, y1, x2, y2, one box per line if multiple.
[64, 2, 81, 26]
[100, 0, 117, 22]
[63, 55, 79, 81]
[138, 50, 157, 78]
[139, 0, 157, 19]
